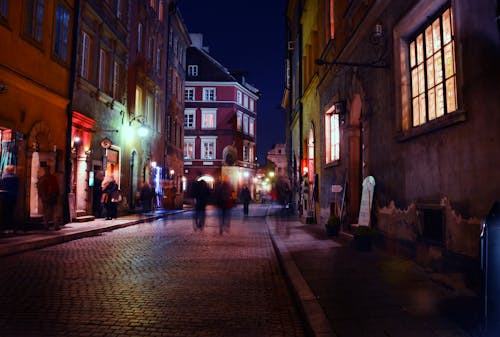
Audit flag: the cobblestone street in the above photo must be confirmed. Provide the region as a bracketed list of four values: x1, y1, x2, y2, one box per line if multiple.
[0, 210, 306, 337]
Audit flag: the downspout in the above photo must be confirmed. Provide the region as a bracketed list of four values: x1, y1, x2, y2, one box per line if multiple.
[63, 0, 80, 223]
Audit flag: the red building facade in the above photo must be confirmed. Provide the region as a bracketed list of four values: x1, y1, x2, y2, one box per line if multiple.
[184, 34, 259, 197]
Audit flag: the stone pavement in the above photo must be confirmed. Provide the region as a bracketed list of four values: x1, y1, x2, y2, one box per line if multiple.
[266, 209, 484, 337]
[0, 204, 486, 337]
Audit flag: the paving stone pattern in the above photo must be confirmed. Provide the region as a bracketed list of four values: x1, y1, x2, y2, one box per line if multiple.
[0, 214, 306, 337]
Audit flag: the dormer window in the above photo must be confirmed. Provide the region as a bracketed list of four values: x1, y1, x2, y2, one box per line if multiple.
[187, 65, 198, 76]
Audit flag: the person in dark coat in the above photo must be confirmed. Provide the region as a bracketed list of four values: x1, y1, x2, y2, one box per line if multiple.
[190, 179, 210, 229]
[102, 175, 118, 220]
[0, 165, 19, 233]
[214, 178, 233, 234]
[239, 184, 251, 216]
[38, 165, 60, 230]
[139, 182, 154, 213]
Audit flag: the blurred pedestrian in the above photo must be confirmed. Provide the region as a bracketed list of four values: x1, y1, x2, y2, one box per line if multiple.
[0, 165, 19, 233]
[190, 178, 210, 230]
[102, 175, 118, 220]
[215, 178, 233, 234]
[38, 165, 60, 230]
[92, 170, 104, 218]
[139, 181, 154, 213]
[239, 184, 251, 216]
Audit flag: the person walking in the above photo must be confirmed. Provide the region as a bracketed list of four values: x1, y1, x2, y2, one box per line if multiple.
[101, 175, 118, 220]
[0, 165, 19, 233]
[239, 184, 251, 217]
[37, 166, 60, 230]
[214, 178, 233, 234]
[190, 178, 210, 230]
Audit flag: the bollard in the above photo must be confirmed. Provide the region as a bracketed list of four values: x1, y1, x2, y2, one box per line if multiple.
[481, 201, 500, 336]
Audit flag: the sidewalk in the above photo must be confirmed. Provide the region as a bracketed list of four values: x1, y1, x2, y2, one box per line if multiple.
[266, 213, 483, 337]
[0, 209, 185, 257]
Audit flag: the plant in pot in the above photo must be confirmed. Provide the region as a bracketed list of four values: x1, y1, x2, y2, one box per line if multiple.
[353, 225, 375, 251]
[325, 215, 340, 236]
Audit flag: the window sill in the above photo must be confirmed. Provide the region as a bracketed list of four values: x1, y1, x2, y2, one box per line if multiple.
[396, 110, 466, 142]
[324, 159, 341, 169]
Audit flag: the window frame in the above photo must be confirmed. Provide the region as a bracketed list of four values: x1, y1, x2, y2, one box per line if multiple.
[236, 111, 243, 131]
[201, 108, 217, 129]
[187, 64, 198, 77]
[23, 0, 45, 45]
[53, 2, 71, 64]
[325, 104, 340, 164]
[185, 87, 195, 101]
[394, 0, 464, 141]
[80, 31, 92, 80]
[202, 87, 216, 101]
[249, 117, 255, 136]
[98, 48, 110, 92]
[200, 137, 217, 160]
[184, 137, 195, 160]
[184, 109, 196, 129]
[408, 6, 457, 128]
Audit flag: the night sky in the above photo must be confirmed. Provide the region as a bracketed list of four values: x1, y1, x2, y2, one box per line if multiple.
[177, 0, 287, 165]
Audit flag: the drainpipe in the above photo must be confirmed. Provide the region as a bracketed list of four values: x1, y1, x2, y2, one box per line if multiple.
[63, 0, 81, 224]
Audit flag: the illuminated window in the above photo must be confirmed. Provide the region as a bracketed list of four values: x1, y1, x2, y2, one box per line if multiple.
[25, 0, 44, 43]
[409, 7, 456, 127]
[243, 115, 249, 134]
[53, 3, 70, 63]
[249, 146, 254, 163]
[200, 137, 216, 160]
[243, 95, 249, 108]
[80, 32, 92, 79]
[249, 117, 255, 136]
[185, 87, 195, 101]
[249, 99, 254, 112]
[187, 65, 198, 76]
[236, 111, 243, 130]
[184, 137, 195, 159]
[184, 109, 195, 129]
[325, 105, 340, 163]
[135, 86, 143, 115]
[99, 49, 109, 91]
[201, 108, 216, 129]
[202, 88, 215, 101]
[145, 94, 154, 127]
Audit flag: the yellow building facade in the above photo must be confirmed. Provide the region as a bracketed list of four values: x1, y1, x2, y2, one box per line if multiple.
[0, 0, 75, 226]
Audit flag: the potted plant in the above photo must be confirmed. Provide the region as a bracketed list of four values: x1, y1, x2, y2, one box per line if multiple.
[325, 215, 340, 236]
[353, 225, 375, 251]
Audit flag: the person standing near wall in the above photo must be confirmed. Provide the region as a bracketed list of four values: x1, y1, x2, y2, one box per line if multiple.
[0, 165, 19, 233]
[37, 166, 60, 230]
